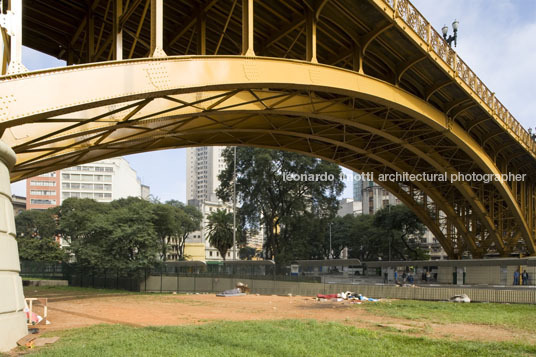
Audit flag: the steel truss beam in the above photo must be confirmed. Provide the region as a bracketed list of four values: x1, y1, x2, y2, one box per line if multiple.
[1, 56, 534, 256]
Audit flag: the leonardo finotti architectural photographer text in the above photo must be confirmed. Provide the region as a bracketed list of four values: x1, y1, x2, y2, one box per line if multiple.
[282, 172, 526, 183]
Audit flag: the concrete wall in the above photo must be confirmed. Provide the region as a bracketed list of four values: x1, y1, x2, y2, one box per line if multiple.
[0, 142, 28, 352]
[437, 266, 453, 284]
[465, 266, 500, 285]
[141, 275, 536, 304]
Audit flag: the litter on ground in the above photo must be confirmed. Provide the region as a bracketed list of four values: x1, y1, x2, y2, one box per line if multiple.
[216, 282, 250, 297]
[448, 294, 471, 303]
[315, 291, 380, 303]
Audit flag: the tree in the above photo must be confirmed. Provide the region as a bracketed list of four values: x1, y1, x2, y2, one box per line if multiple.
[170, 200, 202, 260]
[217, 147, 344, 263]
[57, 198, 107, 247]
[153, 203, 176, 261]
[325, 215, 355, 259]
[153, 200, 202, 261]
[63, 197, 160, 272]
[347, 214, 388, 261]
[239, 246, 257, 260]
[373, 205, 428, 260]
[15, 209, 66, 262]
[206, 209, 234, 260]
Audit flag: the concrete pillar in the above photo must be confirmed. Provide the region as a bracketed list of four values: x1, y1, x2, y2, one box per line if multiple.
[0, 141, 27, 352]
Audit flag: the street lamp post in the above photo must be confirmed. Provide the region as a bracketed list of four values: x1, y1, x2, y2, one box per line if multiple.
[442, 20, 459, 47]
[232, 146, 237, 260]
[329, 222, 332, 259]
[388, 204, 391, 262]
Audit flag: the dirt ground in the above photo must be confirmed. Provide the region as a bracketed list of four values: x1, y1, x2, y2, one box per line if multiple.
[24, 289, 536, 345]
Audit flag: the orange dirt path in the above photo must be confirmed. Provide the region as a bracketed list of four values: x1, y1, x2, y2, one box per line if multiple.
[25, 291, 535, 345]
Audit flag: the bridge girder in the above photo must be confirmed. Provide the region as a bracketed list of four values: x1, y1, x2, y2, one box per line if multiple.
[0, 56, 534, 257]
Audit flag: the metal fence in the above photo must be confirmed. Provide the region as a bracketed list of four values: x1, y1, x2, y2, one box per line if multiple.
[20, 260, 352, 292]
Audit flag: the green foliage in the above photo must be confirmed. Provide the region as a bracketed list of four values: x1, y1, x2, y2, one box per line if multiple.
[217, 147, 344, 263]
[33, 320, 536, 356]
[239, 246, 257, 260]
[373, 205, 428, 260]
[18, 197, 203, 271]
[325, 205, 429, 261]
[153, 200, 202, 261]
[207, 209, 234, 260]
[68, 197, 159, 272]
[15, 209, 66, 262]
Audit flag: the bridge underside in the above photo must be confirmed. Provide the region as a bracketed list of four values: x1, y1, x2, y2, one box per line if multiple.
[1, 56, 535, 258]
[2, 0, 536, 351]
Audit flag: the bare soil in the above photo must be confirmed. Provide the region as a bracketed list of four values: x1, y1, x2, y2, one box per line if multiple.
[24, 290, 536, 345]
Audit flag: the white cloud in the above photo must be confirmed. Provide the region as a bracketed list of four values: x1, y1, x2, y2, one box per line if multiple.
[411, 0, 536, 129]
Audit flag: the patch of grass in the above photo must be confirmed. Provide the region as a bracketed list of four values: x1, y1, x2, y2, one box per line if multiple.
[28, 320, 536, 356]
[362, 300, 536, 332]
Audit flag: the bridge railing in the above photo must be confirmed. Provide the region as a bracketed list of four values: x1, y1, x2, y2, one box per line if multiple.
[383, 0, 535, 155]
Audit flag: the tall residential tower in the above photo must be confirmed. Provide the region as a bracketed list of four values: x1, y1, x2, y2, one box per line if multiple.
[186, 146, 226, 204]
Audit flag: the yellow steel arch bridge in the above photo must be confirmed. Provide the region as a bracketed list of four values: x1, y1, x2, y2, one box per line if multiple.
[0, 0, 535, 348]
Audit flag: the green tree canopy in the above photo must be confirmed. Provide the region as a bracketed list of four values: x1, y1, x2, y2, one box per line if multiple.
[217, 147, 344, 263]
[69, 197, 159, 272]
[153, 200, 202, 261]
[373, 205, 428, 260]
[15, 209, 66, 262]
[206, 208, 234, 260]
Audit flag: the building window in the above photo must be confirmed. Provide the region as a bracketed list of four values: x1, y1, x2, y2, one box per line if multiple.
[81, 183, 93, 190]
[71, 183, 80, 189]
[30, 190, 56, 196]
[30, 199, 56, 205]
[209, 251, 212, 257]
[81, 174, 93, 181]
[62, 174, 70, 180]
[30, 180, 56, 187]
[38, 172, 56, 178]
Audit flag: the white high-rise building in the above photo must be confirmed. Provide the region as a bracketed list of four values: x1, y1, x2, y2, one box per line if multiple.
[60, 157, 146, 203]
[337, 198, 362, 217]
[186, 146, 226, 203]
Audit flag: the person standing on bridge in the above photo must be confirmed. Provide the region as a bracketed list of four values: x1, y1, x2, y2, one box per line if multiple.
[522, 270, 529, 286]
[513, 270, 520, 285]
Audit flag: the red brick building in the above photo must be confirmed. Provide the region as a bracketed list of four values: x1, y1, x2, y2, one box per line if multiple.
[25, 171, 60, 210]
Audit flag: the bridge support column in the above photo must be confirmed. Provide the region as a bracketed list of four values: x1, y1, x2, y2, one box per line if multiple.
[0, 141, 27, 352]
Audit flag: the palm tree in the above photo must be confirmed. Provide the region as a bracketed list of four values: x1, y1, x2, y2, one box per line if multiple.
[207, 209, 234, 260]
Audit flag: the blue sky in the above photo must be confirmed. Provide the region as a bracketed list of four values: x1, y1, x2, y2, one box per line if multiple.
[10, 0, 536, 202]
